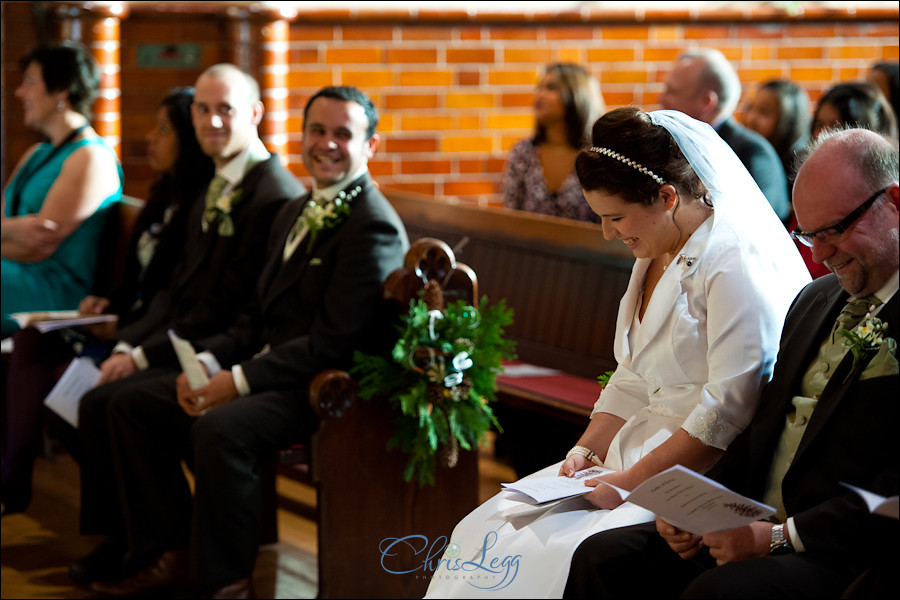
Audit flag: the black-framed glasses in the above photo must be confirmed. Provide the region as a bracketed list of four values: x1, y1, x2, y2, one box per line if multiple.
[791, 186, 888, 248]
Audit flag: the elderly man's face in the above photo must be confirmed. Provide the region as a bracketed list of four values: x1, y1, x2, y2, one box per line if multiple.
[794, 151, 899, 297]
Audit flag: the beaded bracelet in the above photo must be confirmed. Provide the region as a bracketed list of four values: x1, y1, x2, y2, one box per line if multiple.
[566, 445, 604, 467]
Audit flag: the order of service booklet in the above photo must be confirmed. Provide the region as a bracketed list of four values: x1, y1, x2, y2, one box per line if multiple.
[503, 464, 775, 535]
[167, 329, 209, 407]
[11, 310, 117, 333]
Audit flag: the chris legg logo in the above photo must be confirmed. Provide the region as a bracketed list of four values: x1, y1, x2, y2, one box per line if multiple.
[379, 531, 521, 591]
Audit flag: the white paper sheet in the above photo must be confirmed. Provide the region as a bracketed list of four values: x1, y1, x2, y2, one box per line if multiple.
[500, 363, 564, 378]
[501, 466, 611, 504]
[43, 357, 100, 428]
[842, 483, 899, 519]
[11, 310, 118, 333]
[168, 329, 208, 406]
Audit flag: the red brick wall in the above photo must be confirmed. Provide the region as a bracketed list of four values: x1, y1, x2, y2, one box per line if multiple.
[2, 2, 898, 206]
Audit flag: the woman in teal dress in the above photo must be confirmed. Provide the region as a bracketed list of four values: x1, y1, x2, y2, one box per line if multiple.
[1, 41, 123, 338]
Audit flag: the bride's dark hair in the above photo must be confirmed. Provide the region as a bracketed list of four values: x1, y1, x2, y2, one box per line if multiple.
[576, 107, 709, 207]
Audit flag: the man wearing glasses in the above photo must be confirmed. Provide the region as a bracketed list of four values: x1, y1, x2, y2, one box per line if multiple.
[564, 126, 898, 599]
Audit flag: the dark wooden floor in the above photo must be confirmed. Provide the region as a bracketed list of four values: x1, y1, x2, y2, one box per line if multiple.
[1, 435, 516, 599]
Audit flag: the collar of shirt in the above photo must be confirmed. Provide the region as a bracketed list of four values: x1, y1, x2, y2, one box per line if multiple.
[310, 164, 368, 202]
[855, 269, 899, 315]
[216, 137, 271, 192]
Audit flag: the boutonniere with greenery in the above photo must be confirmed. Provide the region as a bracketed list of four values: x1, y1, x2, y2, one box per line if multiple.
[301, 185, 361, 251]
[204, 188, 243, 236]
[352, 281, 515, 486]
[836, 316, 890, 382]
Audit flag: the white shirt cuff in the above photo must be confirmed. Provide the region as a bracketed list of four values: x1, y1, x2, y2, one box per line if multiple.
[132, 346, 149, 370]
[112, 341, 133, 356]
[786, 517, 805, 552]
[232, 364, 251, 396]
[196, 351, 222, 377]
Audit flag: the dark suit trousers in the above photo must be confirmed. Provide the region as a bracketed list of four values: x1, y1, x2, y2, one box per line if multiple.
[563, 522, 863, 599]
[78, 367, 183, 540]
[101, 371, 314, 587]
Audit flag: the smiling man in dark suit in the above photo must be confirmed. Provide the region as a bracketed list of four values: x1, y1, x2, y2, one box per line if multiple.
[71, 63, 305, 586]
[87, 86, 409, 599]
[564, 127, 899, 599]
[660, 48, 791, 223]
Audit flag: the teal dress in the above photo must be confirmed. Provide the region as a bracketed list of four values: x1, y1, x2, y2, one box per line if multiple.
[1, 137, 123, 337]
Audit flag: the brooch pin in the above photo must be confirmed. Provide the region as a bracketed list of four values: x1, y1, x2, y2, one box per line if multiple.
[677, 255, 699, 268]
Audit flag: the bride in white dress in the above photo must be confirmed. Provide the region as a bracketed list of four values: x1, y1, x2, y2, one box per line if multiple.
[424, 109, 811, 598]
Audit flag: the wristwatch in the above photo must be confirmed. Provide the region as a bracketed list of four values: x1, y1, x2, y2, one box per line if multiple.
[769, 523, 793, 555]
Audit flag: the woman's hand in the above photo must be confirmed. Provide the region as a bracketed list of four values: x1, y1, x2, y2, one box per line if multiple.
[78, 295, 118, 338]
[582, 469, 633, 509]
[79, 295, 111, 315]
[1, 215, 63, 262]
[559, 453, 589, 476]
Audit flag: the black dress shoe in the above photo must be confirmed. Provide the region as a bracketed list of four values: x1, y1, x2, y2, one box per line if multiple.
[68, 539, 128, 584]
[90, 549, 188, 597]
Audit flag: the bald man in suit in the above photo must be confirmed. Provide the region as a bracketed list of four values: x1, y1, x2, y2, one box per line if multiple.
[564, 128, 899, 599]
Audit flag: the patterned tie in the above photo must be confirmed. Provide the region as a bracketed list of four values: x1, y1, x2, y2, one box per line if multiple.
[202, 174, 229, 233]
[832, 295, 882, 340]
[283, 192, 321, 261]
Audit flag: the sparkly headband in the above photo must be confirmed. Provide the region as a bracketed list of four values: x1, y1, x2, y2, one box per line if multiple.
[588, 147, 665, 185]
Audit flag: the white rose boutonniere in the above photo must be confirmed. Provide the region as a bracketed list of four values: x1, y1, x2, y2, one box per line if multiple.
[301, 185, 361, 252]
[204, 188, 243, 236]
[836, 316, 893, 383]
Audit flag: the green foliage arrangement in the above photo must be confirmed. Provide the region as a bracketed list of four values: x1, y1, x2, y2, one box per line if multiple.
[352, 287, 515, 486]
[597, 370, 615, 389]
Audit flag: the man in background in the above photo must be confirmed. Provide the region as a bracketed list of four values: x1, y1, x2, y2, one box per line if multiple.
[660, 48, 791, 223]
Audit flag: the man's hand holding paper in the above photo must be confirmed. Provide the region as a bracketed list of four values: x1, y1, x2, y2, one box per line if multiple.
[176, 370, 238, 417]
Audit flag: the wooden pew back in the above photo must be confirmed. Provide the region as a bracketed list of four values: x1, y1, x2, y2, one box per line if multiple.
[385, 190, 634, 380]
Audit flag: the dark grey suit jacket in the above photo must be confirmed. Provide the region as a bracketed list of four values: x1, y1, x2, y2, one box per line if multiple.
[116, 154, 305, 366]
[197, 173, 409, 391]
[717, 118, 791, 223]
[711, 274, 898, 569]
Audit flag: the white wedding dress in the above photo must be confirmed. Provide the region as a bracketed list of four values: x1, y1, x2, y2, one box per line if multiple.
[424, 111, 811, 599]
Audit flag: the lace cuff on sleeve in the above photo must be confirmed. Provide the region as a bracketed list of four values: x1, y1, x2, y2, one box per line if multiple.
[682, 404, 741, 449]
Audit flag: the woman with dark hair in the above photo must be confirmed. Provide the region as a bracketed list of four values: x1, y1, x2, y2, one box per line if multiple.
[867, 61, 899, 124]
[502, 63, 605, 222]
[0, 88, 214, 517]
[1, 41, 123, 337]
[788, 81, 898, 280]
[811, 81, 898, 141]
[79, 87, 214, 330]
[742, 79, 811, 178]
[425, 108, 810, 599]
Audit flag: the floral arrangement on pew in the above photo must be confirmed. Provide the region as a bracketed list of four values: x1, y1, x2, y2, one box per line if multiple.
[352, 280, 515, 486]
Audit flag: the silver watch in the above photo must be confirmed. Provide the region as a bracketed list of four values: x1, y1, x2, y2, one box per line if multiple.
[769, 523, 792, 555]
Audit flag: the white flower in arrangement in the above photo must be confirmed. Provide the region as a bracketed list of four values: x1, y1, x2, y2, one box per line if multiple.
[837, 316, 891, 382]
[300, 185, 362, 251]
[215, 192, 237, 214]
[204, 188, 243, 236]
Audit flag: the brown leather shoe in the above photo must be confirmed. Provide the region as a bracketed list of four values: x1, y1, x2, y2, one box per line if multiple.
[90, 549, 188, 597]
[207, 577, 255, 599]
